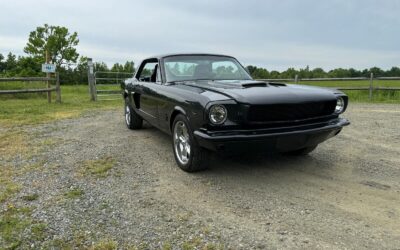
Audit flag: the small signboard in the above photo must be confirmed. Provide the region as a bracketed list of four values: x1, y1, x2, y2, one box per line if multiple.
[42, 63, 56, 73]
[87, 59, 94, 74]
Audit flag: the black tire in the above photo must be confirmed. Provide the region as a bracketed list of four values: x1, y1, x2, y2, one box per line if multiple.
[125, 97, 143, 130]
[284, 145, 318, 156]
[172, 114, 210, 172]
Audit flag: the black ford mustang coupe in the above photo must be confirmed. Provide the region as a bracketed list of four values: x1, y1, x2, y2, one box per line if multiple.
[122, 53, 349, 172]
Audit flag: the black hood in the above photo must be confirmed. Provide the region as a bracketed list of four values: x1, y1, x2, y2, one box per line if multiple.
[172, 80, 339, 105]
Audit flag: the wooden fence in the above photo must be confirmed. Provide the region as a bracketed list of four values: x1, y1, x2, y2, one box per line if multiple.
[256, 73, 400, 100]
[0, 74, 61, 103]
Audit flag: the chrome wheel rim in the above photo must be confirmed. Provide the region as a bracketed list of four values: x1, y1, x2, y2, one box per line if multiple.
[125, 105, 131, 125]
[173, 121, 191, 165]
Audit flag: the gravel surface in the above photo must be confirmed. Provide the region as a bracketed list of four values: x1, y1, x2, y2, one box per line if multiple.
[2, 103, 400, 249]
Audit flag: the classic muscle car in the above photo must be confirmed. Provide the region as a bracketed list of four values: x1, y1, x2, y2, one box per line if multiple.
[122, 53, 349, 172]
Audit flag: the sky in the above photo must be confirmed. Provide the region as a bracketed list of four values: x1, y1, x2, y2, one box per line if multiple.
[0, 0, 399, 71]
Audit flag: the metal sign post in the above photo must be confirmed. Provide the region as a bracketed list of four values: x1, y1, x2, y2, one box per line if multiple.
[43, 51, 55, 103]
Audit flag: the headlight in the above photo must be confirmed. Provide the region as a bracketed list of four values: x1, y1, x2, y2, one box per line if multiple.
[209, 104, 227, 124]
[335, 97, 345, 114]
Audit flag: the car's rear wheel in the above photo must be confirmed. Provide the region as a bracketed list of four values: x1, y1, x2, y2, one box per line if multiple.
[284, 145, 318, 156]
[125, 97, 143, 130]
[172, 114, 209, 172]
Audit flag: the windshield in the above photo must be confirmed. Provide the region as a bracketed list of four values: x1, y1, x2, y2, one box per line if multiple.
[163, 55, 252, 83]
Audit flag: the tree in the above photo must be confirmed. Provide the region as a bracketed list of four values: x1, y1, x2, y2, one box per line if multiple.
[311, 68, 326, 78]
[123, 61, 135, 73]
[281, 67, 298, 78]
[0, 53, 5, 72]
[328, 68, 350, 78]
[94, 62, 109, 72]
[369, 67, 384, 77]
[387, 67, 400, 77]
[5, 52, 17, 70]
[348, 68, 361, 77]
[16, 56, 41, 76]
[299, 65, 311, 78]
[24, 24, 79, 67]
[111, 63, 124, 72]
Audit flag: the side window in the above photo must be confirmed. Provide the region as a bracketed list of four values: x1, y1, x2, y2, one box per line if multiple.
[138, 62, 158, 82]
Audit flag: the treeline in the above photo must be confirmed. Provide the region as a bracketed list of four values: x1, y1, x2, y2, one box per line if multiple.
[246, 65, 400, 79]
[0, 52, 135, 84]
[1, 51, 399, 84]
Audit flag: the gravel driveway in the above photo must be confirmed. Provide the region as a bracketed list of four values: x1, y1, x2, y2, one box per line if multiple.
[3, 103, 400, 249]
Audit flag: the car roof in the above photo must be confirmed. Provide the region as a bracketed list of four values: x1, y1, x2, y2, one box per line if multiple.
[148, 53, 236, 60]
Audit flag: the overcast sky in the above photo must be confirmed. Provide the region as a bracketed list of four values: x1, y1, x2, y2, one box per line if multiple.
[0, 0, 399, 70]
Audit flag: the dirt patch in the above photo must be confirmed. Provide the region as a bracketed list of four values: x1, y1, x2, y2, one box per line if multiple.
[1, 103, 400, 249]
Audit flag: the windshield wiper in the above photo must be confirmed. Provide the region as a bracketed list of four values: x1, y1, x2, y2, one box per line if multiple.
[167, 79, 212, 85]
[192, 79, 214, 81]
[166, 80, 191, 85]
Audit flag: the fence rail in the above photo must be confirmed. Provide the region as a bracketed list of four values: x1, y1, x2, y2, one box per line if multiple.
[0, 74, 61, 103]
[256, 74, 400, 100]
[0, 77, 56, 82]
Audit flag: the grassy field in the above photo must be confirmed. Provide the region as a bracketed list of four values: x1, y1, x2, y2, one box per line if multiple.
[0, 83, 121, 127]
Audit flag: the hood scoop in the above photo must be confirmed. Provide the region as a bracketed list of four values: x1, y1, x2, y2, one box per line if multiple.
[241, 82, 268, 88]
[241, 81, 287, 88]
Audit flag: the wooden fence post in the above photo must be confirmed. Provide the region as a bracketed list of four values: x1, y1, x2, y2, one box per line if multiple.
[87, 58, 96, 101]
[294, 74, 299, 84]
[369, 73, 374, 100]
[56, 72, 61, 103]
[46, 50, 51, 103]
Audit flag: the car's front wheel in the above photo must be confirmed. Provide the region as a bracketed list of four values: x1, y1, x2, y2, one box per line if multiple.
[125, 97, 143, 130]
[172, 114, 209, 172]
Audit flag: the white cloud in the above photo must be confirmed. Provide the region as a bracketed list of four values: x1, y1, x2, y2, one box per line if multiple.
[0, 36, 26, 55]
[0, 0, 399, 70]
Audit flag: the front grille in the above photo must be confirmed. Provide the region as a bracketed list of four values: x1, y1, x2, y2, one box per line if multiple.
[247, 100, 336, 122]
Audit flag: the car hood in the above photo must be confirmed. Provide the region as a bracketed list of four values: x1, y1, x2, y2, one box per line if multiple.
[172, 80, 339, 105]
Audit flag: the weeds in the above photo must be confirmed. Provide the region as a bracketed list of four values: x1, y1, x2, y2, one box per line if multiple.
[64, 188, 84, 199]
[22, 193, 39, 201]
[81, 156, 116, 178]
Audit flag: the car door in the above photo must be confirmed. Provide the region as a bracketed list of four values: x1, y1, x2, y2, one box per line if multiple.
[136, 61, 160, 125]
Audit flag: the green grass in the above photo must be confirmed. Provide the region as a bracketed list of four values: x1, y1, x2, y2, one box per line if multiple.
[22, 193, 39, 201]
[0, 167, 21, 203]
[90, 240, 118, 250]
[64, 188, 84, 199]
[0, 83, 121, 127]
[81, 156, 116, 178]
[0, 205, 48, 249]
[291, 80, 400, 103]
